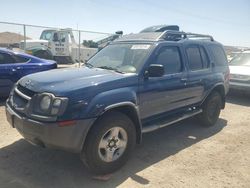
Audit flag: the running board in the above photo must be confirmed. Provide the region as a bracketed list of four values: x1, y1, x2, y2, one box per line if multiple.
[142, 109, 202, 133]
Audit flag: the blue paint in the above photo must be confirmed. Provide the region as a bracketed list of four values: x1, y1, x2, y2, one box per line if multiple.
[0, 48, 57, 96]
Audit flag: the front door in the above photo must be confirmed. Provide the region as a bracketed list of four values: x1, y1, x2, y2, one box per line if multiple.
[139, 45, 189, 120]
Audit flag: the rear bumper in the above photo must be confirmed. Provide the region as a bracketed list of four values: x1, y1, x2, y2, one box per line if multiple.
[230, 81, 250, 92]
[5, 103, 96, 153]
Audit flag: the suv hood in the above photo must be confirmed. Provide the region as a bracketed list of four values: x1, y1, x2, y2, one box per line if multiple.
[18, 67, 134, 96]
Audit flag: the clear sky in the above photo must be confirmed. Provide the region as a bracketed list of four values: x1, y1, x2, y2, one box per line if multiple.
[0, 0, 250, 47]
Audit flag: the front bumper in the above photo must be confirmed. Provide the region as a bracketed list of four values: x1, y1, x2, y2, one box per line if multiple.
[5, 103, 96, 153]
[230, 81, 250, 92]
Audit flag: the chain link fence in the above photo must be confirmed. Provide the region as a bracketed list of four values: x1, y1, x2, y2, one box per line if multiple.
[0, 21, 115, 65]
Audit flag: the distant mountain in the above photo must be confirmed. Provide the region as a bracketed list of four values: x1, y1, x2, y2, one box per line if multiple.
[0, 32, 31, 45]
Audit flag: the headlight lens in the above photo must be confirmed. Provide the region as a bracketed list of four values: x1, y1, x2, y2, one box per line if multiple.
[34, 93, 68, 116]
[40, 95, 52, 111]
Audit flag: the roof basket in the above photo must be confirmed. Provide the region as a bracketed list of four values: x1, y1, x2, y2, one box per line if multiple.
[160, 30, 214, 41]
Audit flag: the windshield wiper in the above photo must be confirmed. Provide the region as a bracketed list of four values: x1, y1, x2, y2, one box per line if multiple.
[84, 62, 94, 68]
[97, 66, 124, 73]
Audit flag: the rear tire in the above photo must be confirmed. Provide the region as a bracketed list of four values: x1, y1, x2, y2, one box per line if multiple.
[199, 91, 222, 127]
[81, 111, 136, 175]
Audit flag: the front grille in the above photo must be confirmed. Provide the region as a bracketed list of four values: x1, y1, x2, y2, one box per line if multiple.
[12, 91, 29, 109]
[10, 84, 36, 111]
[17, 84, 36, 98]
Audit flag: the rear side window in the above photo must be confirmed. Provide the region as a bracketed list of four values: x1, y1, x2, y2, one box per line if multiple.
[186, 46, 210, 70]
[210, 45, 227, 66]
[186, 47, 203, 70]
[156, 46, 182, 74]
[200, 47, 209, 68]
[14, 55, 30, 63]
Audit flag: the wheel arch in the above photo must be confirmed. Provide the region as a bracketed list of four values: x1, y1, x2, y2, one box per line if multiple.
[102, 102, 142, 144]
[203, 84, 226, 109]
[86, 102, 142, 145]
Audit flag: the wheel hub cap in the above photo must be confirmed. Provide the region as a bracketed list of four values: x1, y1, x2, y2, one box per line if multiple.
[98, 127, 128, 163]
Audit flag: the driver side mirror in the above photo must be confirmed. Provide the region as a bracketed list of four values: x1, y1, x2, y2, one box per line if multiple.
[145, 64, 164, 78]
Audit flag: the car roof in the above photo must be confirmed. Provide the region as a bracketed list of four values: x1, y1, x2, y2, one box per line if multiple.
[0, 47, 42, 60]
[0, 47, 15, 54]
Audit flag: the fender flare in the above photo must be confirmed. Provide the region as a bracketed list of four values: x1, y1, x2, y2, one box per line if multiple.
[202, 83, 226, 108]
[102, 101, 142, 144]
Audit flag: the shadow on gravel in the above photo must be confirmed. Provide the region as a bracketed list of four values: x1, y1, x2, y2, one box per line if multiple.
[0, 118, 227, 188]
[226, 90, 250, 107]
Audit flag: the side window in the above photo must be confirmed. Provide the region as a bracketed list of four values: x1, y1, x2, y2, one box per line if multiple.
[210, 45, 227, 66]
[53, 33, 59, 41]
[200, 47, 209, 68]
[14, 55, 30, 63]
[156, 46, 182, 74]
[59, 32, 67, 42]
[186, 46, 203, 70]
[0, 52, 15, 64]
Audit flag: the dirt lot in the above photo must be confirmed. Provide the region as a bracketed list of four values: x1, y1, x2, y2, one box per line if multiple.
[0, 92, 249, 188]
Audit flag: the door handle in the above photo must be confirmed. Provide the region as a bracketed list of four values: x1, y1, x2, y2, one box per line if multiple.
[180, 78, 187, 82]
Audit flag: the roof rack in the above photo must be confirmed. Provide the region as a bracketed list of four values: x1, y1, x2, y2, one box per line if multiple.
[159, 30, 214, 41]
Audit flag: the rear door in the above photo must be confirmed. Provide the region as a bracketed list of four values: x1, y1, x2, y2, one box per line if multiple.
[0, 52, 17, 96]
[185, 44, 212, 104]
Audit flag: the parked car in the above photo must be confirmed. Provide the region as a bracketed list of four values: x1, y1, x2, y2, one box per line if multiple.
[0, 48, 57, 97]
[5, 27, 229, 175]
[229, 51, 250, 92]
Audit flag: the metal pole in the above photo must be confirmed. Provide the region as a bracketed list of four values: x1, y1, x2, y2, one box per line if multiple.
[78, 30, 81, 68]
[23, 24, 26, 51]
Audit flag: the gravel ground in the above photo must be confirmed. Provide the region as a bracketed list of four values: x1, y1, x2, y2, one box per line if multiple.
[0, 92, 249, 188]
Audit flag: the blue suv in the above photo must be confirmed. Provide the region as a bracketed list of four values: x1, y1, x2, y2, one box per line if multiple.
[5, 27, 230, 175]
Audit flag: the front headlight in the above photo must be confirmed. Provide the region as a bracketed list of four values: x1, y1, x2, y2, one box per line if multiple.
[34, 93, 68, 116]
[40, 95, 52, 111]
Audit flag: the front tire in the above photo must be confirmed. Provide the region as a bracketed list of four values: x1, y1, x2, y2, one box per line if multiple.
[199, 91, 222, 126]
[81, 111, 136, 175]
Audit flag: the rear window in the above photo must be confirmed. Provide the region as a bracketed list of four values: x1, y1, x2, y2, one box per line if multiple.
[210, 45, 227, 66]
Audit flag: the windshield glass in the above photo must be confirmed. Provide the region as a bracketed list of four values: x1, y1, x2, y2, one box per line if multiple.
[230, 53, 250, 66]
[86, 43, 152, 73]
[40, 30, 54, 40]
